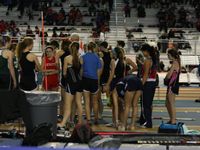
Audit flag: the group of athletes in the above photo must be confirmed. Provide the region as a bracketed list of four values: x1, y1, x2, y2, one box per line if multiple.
[0, 34, 181, 131]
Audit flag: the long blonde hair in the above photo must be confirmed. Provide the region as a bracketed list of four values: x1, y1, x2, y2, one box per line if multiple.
[16, 37, 33, 60]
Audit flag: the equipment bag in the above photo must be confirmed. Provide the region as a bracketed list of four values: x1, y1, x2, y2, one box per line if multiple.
[158, 122, 185, 134]
[22, 123, 53, 146]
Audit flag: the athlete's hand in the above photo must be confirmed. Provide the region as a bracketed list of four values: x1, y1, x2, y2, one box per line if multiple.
[103, 84, 109, 93]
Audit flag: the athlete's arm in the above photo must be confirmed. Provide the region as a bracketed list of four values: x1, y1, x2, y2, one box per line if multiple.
[63, 57, 69, 77]
[7, 51, 17, 89]
[79, 57, 83, 79]
[142, 59, 151, 85]
[126, 57, 138, 73]
[33, 54, 41, 72]
[106, 59, 115, 86]
[165, 61, 179, 81]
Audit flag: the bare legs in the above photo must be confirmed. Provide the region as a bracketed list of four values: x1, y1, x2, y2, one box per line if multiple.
[59, 88, 65, 116]
[112, 89, 119, 127]
[58, 92, 73, 127]
[122, 91, 134, 128]
[75, 92, 83, 124]
[130, 91, 141, 129]
[84, 91, 99, 123]
[115, 90, 141, 130]
[166, 90, 176, 124]
[58, 92, 83, 127]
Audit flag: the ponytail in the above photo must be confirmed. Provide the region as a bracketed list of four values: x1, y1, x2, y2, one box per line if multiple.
[87, 42, 96, 52]
[149, 46, 157, 66]
[140, 43, 157, 66]
[70, 42, 80, 69]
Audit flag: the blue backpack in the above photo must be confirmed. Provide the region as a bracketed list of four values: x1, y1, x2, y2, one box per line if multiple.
[158, 122, 185, 134]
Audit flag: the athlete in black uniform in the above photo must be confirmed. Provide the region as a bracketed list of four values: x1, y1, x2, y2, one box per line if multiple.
[110, 47, 125, 127]
[0, 36, 16, 90]
[58, 42, 83, 128]
[56, 40, 71, 116]
[18, 37, 41, 91]
[112, 74, 142, 130]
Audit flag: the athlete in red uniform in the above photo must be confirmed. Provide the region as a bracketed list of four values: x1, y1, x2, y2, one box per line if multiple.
[42, 46, 59, 91]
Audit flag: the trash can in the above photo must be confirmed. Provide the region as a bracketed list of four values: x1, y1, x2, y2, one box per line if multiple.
[25, 91, 61, 137]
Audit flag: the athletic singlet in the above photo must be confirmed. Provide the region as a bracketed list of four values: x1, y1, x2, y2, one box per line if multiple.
[141, 59, 157, 81]
[168, 70, 180, 95]
[43, 56, 59, 89]
[114, 59, 125, 79]
[19, 51, 37, 91]
[101, 51, 111, 83]
[0, 49, 11, 90]
[0, 49, 9, 75]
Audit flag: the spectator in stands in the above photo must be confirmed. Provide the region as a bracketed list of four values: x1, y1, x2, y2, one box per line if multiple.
[178, 6, 187, 27]
[0, 20, 8, 34]
[35, 26, 40, 35]
[42, 46, 59, 91]
[167, 7, 176, 28]
[12, 27, 21, 38]
[59, 32, 65, 38]
[124, 3, 131, 17]
[27, 8, 33, 20]
[26, 25, 33, 37]
[56, 11, 66, 25]
[76, 8, 83, 25]
[59, 7, 66, 16]
[164, 49, 180, 124]
[157, 8, 168, 33]
[52, 29, 58, 38]
[0, 36, 17, 90]
[17, 37, 41, 91]
[186, 12, 194, 28]
[88, 3, 97, 16]
[45, 7, 56, 25]
[68, 6, 77, 25]
[137, 4, 146, 18]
